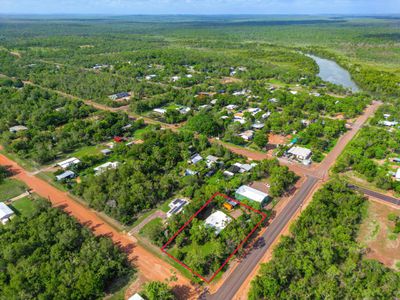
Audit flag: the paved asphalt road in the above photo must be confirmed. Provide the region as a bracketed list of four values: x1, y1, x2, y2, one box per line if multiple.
[349, 185, 400, 206]
[207, 176, 319, 300]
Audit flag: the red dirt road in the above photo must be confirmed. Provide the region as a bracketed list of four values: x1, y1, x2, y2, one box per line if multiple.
[0, 151, 196, 299]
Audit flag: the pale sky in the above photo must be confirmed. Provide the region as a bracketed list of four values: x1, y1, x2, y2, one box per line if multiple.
[1, 0, 400, 15]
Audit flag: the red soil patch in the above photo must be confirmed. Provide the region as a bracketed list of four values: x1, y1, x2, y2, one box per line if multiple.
[358, 201, 400, 269]
[268, 134, 290, 145]
[0, 150, 197, 299]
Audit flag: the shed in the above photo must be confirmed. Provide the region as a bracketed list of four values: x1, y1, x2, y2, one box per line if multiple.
[235, 185, 269, 206]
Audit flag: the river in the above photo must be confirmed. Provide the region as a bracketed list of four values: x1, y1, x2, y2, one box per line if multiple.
[306, 54, 360, 92]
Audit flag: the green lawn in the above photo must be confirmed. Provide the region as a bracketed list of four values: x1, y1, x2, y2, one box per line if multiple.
[71, 145, 102, 158]
[0, 179, 27, 202]
[139, 217, 163, 237]
[10, 196, 36, 216]
[133, 126, 155, 140]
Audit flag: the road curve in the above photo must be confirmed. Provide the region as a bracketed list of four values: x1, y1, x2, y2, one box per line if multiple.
[208, 176, 319, 300]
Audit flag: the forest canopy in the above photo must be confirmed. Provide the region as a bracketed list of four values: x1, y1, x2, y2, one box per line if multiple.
[0, 199, 132, 299]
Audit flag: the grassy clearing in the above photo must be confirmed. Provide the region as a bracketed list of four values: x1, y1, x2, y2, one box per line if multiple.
[358, 201, 400, 269]
[139, 217, 163, 237]
[71, 145, 102, 158]
[0, 178, 28, 202]
[10, 196, 36, 216]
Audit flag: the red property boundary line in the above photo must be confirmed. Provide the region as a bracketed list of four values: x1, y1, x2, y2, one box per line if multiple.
[161, 192, 267, 283]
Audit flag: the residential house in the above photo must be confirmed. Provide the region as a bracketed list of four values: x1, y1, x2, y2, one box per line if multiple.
[235, 185, 269, 206]
[379, 120, 398, 127]
[252, 122, 265, 130]
[9, 125, 28, 133]
[0, 203, 14, 224]
[128, 293, 145, 300]
[234, 162, 256, 173]
[153, 108, 167, 114]
[206, 155, 219, 168]
[171, 76, 180, 82]
[167, 198, 188, 218]
[287, 146, 312, 161]
[234, 113, 246, 124]
[225, 104, 238, 111]
[108, 92, 130, 101]
[101, 149, 112, 156]
[239, 130, 254, 141]
[223, 165, 241, 177]
[185, 169, 198, 176]
[178, 106, 191, 114]
[188, 153, 203, 165]
[145, 74, 157, 80]
[396, 169, 400, 181]
[205, 210, 232, 235]
[94, 162, 119, 175]
[57, 157, 80, 170]
[56, 170, 75, 181]
[247, 107, 262, 116]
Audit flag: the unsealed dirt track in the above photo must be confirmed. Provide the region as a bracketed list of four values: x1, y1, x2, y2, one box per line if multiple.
[0, 151, 196, 299]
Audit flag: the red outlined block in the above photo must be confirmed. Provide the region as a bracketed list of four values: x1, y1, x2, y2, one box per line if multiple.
[161, 192, 267, 283]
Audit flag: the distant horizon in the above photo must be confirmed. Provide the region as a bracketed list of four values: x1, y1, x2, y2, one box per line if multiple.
[1, 0, 400, 15]
[1, 13, 399, 17]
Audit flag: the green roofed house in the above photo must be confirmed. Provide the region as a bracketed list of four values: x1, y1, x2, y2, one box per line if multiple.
[235, 185, 269, 207]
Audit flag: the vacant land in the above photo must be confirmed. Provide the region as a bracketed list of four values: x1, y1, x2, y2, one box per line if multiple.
[0, 178, 27, 202]
[358, 201, 400, 270]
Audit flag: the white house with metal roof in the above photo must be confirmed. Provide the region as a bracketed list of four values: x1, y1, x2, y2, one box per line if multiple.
[287, 146, 312, 161]
[204, 210, 232, 235]
[0, 203, 14, 224]
[57, 157, 81, 170]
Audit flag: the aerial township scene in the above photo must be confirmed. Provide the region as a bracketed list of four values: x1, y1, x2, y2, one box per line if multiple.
[0, 0, 400, 299]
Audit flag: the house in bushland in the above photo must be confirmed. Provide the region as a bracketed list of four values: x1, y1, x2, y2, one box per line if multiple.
[0, 203, 14, 224]
[57, 157, 81, 170]
[56, 170, 75, 181]
[94, 162, 119, 175]
[205, 210, 232, 235]
[101, 149, 112, 156]
[153, 108, 167, 115]
[235, 185, 269, 207]
[9, 125, 28, 133]
[189, 153, 203, 165]
[108, 92, 130, 101]
[206, 155, 219, 168]
[167, 198, 188, 218]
